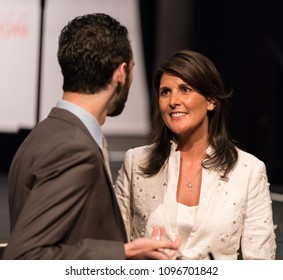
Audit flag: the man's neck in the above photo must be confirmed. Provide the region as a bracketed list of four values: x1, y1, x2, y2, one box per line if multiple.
[62, 91, 111, 125]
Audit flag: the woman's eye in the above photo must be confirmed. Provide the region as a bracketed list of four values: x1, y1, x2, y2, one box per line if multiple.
[159, 89, 170, 96]
[181, 86, 191, 93]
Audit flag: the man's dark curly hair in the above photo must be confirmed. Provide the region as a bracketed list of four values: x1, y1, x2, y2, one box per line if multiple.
[57, 13, 132, 94]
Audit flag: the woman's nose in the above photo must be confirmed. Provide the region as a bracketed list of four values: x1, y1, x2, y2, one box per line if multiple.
[169, 91, 181, 108]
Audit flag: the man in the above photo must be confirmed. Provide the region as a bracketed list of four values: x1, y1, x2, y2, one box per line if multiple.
[3, 13, 180, 259]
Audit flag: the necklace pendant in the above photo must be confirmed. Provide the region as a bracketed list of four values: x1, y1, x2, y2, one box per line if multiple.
[186, 182, 193, 190]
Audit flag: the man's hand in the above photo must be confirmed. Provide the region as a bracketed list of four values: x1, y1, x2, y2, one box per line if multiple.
[124, 226, 182, 260]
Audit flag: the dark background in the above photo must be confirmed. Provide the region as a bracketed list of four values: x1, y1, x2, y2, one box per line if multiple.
[139, 0, 283, 192]
[0, 0, 282, 192]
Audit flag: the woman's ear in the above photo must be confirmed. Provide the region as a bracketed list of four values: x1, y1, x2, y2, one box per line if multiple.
[207, 98, 216, 111]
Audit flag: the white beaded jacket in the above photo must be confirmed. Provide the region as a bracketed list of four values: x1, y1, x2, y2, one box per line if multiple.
[114, 141, 276, 260]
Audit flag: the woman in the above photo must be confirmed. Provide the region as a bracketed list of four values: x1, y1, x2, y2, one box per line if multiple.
[114, 50, 276, 259]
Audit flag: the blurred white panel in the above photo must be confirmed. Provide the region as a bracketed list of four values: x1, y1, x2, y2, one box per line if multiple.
[41, 0, 150, 136]
[0, 0, 39, 132]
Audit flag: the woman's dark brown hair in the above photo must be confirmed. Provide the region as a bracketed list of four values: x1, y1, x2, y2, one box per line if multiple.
[141, 50, 238, 176]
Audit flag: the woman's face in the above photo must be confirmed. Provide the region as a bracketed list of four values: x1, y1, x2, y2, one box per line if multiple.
[158, 73, 215, 138]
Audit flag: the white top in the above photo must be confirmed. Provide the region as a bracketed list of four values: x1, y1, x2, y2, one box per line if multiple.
[177, 203, 198, 252]
[145, 202, 198, 259]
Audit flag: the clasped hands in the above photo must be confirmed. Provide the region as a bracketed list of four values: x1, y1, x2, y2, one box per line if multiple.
[124, 226, 182, 260]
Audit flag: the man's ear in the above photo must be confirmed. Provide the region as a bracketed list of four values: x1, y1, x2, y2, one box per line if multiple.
[114, 62, 127, 85]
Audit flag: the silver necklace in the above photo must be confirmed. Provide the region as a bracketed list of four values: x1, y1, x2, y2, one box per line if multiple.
[184, 167, 202, 191]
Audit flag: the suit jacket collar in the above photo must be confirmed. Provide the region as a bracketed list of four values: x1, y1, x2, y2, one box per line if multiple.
[48, 107, 113, 184]
[48, 107, 94, 141]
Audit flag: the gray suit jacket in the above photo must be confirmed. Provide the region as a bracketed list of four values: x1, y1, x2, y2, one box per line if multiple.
[3, 107, 127, 259]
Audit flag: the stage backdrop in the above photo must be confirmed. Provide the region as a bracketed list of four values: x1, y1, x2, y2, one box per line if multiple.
[41, 0, 150, 136]
[0, 0, 150, 136]
[0, 0, 39, 132]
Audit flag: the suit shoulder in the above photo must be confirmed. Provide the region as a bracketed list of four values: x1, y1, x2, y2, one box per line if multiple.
[127, 144, 150, 153]
[124, 145, 151, 162]
[236, 148, 266, 169]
